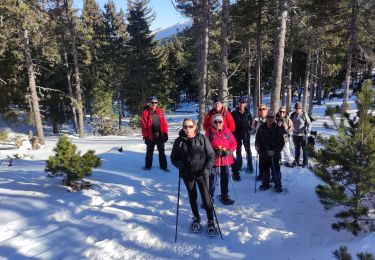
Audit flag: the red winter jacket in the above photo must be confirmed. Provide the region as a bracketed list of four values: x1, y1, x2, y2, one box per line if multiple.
[141, 106, 168, 141]
[203, 108, 235, 132]
[205, 126, 237, 167]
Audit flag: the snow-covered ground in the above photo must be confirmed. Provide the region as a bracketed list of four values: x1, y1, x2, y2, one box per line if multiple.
[0, 99, 374, 259]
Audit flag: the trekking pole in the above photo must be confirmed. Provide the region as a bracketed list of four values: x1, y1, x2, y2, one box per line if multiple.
[174, 175, 181, 243]
[254, 152, 258, 193]
[203, 177, 223, 240]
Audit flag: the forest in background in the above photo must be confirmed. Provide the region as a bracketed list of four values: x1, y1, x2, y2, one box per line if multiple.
[0, 0, 375, 143]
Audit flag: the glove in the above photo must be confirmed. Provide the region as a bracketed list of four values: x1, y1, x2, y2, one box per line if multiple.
[143, 137, 149, 145]
[175, 161, 184, 170]
[163, 133, 168, 143]
[215, 148, 223, 156]
[267, 150, 275, 157]
[221, 149, 232, 157]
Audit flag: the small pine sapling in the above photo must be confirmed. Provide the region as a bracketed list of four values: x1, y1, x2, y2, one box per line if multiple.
[45, 135, 101, 190]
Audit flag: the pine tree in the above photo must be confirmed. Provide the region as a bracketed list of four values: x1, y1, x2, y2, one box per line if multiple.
[333, 246, 374, 260]
[124, 0, 164, 114]
[311, 79, 375, 235]
[45, 135, 101, 187]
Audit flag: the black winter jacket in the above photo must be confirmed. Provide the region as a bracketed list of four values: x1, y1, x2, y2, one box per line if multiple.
[231, 108, 253, 140]
[171, 130, 215, 179]
[255, 122, 285, 157]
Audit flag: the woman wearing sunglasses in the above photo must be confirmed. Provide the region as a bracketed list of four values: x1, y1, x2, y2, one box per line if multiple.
[276, 106, 294, 168]
[205, 114, 237, 205]
[171, 118, 217, 234]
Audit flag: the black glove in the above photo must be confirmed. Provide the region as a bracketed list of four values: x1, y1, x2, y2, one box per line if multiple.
[221, 149, 232, 157]
[175, 161, 184, 170]
[143, 137, 148, 145]
[163, 133, 168, 143]
[215, 148, 223, 156]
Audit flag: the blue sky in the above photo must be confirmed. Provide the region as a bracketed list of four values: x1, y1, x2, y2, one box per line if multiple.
[74, 0, 185, 30]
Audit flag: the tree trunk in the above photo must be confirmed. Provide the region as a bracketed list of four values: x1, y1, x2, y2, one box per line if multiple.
[286, 37, 293, 113]
[65, 0, 84, 138]
[308, 53, 318, 115]
[219, 0, 230, 106]
[64, 52, 78, 134]
[117, 85, 122, 130]
[270, 0, 289, 113]
[317, 52, 324, 105]
[302, 51, 311, 111]
[198, 0, 210, 130]
[342, 0, 358, 114]
[254, 0, 263, 115]
[23, 30, 45, 145]
[247, 42, 252, 110]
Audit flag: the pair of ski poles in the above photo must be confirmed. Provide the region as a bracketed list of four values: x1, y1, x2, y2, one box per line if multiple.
[175, 162, 223, 242]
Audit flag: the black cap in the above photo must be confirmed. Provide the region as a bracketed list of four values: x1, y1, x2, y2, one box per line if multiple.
[239, 97, 247, 103]
[149, 96, 158, 102]
[213, 97, 223, 104]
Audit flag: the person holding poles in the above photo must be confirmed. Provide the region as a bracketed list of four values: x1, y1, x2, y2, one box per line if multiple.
[289, 102, 312, 167]
[255, 110, 285, 193]
[171, 118, 219, 236]
[231, 97, 254, 181]
[206, 114, 237, 205]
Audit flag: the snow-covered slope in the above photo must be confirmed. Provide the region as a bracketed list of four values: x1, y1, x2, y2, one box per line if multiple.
[153, 20, 192, 40]
[0, 101, 374, 259]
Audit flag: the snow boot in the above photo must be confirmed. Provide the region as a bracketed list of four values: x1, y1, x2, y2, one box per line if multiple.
[246, 166, 254, 174]
[232, 172, 241, 182]
[191, 217, 202, 233]
[207, 220, 218, 237]
[259, 183, 271, 191]
[218, 195, 235, 205]
[142, 166, 151, 170]
[274, 186, 283, 193]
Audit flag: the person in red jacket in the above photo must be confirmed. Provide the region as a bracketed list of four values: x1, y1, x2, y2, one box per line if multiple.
[203, 98, 235, 132]
[141, 96, 169, 172]
[205, 114, 237, 205]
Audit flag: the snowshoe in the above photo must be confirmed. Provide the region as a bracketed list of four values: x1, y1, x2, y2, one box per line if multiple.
[284, 162, 294, 168]
[142, 166, 151, 170]
[161, 168, 171, 172]
[274, 186, 283, 193]
[191, 217, 202, 233]
[218, 195, 235, 205]
[259, 183, 271, 191]
[207, 220, 218, 237]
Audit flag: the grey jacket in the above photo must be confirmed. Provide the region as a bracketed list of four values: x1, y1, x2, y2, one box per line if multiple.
[290, 111, 311, 136]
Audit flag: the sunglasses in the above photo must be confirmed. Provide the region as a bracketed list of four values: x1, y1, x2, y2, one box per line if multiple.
[183, 125, 194, 129]
[279, 111, 286, 113]
[267, 116, 275, 119]
[259, 108, 267, 111]
[150, 102, 158, 104]
[296, 107, 302, 109]
[213, 121, 223, 124]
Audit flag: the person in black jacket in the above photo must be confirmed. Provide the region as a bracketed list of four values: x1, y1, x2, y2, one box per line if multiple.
[255, 110, 285, 192]
[231, 97, 253, 181]
[171, 118, 217, 233]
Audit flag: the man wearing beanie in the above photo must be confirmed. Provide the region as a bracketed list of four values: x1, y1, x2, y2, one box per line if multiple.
[289, 102, 311, 167]
[205, 113, 237, 205]
[255, 110, 285, 192]
[141, 96, 169, 172]
[231, 97, 254, 180]
[203, 98, 235, 132]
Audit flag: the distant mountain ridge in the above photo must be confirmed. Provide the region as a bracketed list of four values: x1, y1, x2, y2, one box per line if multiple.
[153, 20, 192, 40]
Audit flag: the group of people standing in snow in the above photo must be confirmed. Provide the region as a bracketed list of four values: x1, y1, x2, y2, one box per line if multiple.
[141, 95, 312, 233]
